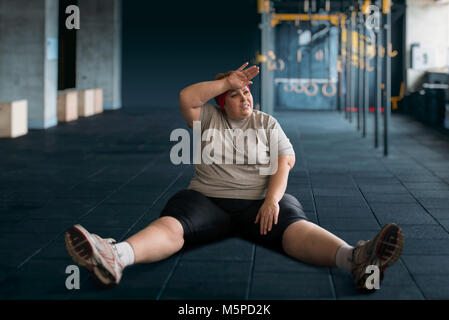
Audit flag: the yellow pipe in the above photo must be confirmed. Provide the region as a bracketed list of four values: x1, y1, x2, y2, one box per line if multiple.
[391, 82, 405, 111]
[362, 0, 371, 15]
[342, 28, 347, 43]
[271, 13, 340, 27]
[257, 0, 263, 13]
[258, 0, 270, 14]
[383, 0, 391, 14]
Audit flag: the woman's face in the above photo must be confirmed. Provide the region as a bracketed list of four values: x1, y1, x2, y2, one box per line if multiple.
[223, 87, 253, 120]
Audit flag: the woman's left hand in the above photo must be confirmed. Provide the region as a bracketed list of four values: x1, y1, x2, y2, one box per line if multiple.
[254, 199, 280, 235]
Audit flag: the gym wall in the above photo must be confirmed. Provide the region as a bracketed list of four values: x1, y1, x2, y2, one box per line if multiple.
[121, 0, 261, 110]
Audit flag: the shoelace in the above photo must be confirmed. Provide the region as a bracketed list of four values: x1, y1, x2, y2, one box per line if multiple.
[105, 238, 120, 257]
[352, 240, 368, 267]
[357, 240, 367, 247]
[93, 234, 120, 258]
[105, 238, 117, 245]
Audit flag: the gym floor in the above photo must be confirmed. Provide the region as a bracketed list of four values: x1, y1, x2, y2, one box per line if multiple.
[1, 107, 448, 300]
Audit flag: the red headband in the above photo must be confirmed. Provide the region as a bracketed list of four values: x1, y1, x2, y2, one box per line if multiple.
[215, 86, 251, 111]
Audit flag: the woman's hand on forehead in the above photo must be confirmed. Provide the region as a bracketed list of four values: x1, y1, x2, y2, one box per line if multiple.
[237, 62, 259, 78]
[226, 62, 259, 90]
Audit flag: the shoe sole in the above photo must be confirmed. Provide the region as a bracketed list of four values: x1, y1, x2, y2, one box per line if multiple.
[355, 223, 404, 293]
[65, 225, 117, 287]
[374, 223, 404, 271]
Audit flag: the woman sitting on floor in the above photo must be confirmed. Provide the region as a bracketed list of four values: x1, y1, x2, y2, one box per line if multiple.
[65, 62, 404, 293]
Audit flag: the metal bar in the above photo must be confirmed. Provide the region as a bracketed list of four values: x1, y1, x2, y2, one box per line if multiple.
[349, 9, 355, 123]
[363, 10, 369, 138]
[341, 6, 349, 119]
[358, 10, 363, 131]
[375, 0, 382, 148]
[337, 16, 342, 113]
[384, 0, 391, 156]
[346, 16, 351, 120]
[260, 2, 270, 114]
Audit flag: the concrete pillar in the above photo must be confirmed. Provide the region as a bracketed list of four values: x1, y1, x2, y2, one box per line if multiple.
[77, 0, 122, 110]
[0, 0, 59, 129]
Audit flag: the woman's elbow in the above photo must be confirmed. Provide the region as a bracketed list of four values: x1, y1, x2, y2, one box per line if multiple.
[179, 89, 186, 102]
[278, 155, 295, 171]
[179, 90, 190, 109]
[286, 155, 295, 170]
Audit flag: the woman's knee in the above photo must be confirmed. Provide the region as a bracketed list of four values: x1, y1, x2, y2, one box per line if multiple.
[281, 220, 312, 250]
[154, 216, 185, 242]
[280, 194, 304, 211]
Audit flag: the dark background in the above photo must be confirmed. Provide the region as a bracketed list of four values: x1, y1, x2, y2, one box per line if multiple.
[121, 0, 262, 110]
[58, 0, 78, 90]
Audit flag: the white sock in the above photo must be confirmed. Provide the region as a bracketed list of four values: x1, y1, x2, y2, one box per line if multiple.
[114, 241, 135, 268]
[335, 244, 354, 273]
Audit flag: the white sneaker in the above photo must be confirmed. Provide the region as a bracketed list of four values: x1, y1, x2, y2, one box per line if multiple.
[65, 224, 124, 286]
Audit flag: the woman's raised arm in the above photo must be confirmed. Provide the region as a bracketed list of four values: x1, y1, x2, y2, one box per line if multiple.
[179, 78, 231, 128]
[179, 62, 259, 128]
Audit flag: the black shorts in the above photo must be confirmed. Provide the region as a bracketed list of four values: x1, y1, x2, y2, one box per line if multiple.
[160, 189, 308, 250]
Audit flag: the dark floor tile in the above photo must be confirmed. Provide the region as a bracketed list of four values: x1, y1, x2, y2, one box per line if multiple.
[316, 207, 374, 219]
[369, 203, 439, 226]
[103, 190, 162, 205]
[314, 196, 368, 208]
[395, 174, 442, 183]
[253, 245, 329, 274]
[37, 236, 71, 260]
[438, 219, 449, 231]
[161, 280, 248, 300]
[427, 208, 449, 220]
[358, 185, 409, 193]
[168, 260, 251, 283]
[22, 203, 95, 220]
[404, 182, 449, 191]
[413, 275, 449, 299]
[79, 204, 150, 229]
[411, 190, 449, 198]
[402, 256, 449, 275]
[70, 255, 181, 300]
[331, 264, 424, 300]
[328, 230, 380, 247]
[5, 219, 75, 234]
[182, 237, 254, 261]
[70, 181, 123, 192]
[363, 193, 417, 204]
[370, 203, 429, 216]
[417, 198, 449, 209]
[401, 225, 449, 240]
[0, 266, 16, 284]
[161, 260, 250, 300]
[312, 188, 361, 197]
[403, 238, 449, 255]
[371, 209, 437, 226]
[0, 232, 60, 266]
[250, 272, 334, 299]
[0, 258, 83, 299]
[319, 217, 380, 231]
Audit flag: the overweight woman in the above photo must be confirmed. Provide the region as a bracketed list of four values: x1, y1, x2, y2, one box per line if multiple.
[65, 62, 404, 293]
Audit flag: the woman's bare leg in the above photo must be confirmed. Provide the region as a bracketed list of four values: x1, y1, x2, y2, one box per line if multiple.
[282, 220, 348, 267]
[125, 216, 184, 264]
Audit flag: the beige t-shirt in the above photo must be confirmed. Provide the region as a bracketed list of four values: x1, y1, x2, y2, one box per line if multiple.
[187, 103, 295, 199]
